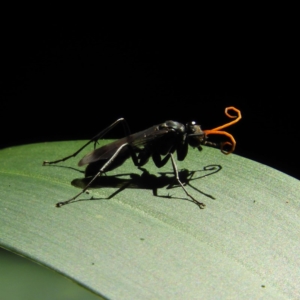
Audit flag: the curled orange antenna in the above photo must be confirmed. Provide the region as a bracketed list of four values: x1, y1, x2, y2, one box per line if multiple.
[204, 107, 242, 154]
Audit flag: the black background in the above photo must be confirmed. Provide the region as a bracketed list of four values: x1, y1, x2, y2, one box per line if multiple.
[2, 24, 299, 180]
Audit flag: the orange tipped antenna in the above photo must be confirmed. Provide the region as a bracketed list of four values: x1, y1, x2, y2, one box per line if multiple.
[204, 107, 242, 154]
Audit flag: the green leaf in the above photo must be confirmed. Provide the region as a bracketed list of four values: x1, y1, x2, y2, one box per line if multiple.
[0, 141, 299, 299]
[0, 247, 101, 300]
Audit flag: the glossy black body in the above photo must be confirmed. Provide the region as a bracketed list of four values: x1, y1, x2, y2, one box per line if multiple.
[80, 120, 209, 177]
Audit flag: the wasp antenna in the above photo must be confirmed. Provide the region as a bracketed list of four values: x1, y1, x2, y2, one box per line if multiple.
[203, 130, 236, 154]
[210, 107, 242, 131]
[203, 107, 241, 154]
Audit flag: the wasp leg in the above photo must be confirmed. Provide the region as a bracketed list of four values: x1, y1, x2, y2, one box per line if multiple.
[170, 154, 205, 209]
[43, 118, 131, 165]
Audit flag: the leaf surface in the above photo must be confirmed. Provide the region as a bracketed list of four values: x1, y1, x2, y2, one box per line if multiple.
[0, 141, 299, 299]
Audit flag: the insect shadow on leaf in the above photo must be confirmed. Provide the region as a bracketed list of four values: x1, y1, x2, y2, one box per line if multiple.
[69, 165, 222, 205]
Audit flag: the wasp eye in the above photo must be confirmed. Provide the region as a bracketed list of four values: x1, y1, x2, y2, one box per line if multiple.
[186, 121, 198, 134]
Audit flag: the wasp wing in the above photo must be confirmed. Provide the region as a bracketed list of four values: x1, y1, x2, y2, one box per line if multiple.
[78, 125, 169, 166]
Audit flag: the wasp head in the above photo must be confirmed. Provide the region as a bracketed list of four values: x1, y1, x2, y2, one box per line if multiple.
[186, 121, 207, 149]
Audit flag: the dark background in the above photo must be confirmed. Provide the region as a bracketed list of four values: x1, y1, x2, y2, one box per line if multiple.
[2, 24, 299, 180]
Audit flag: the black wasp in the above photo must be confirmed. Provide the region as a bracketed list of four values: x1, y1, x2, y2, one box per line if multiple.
[43, 107, 241, 209]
